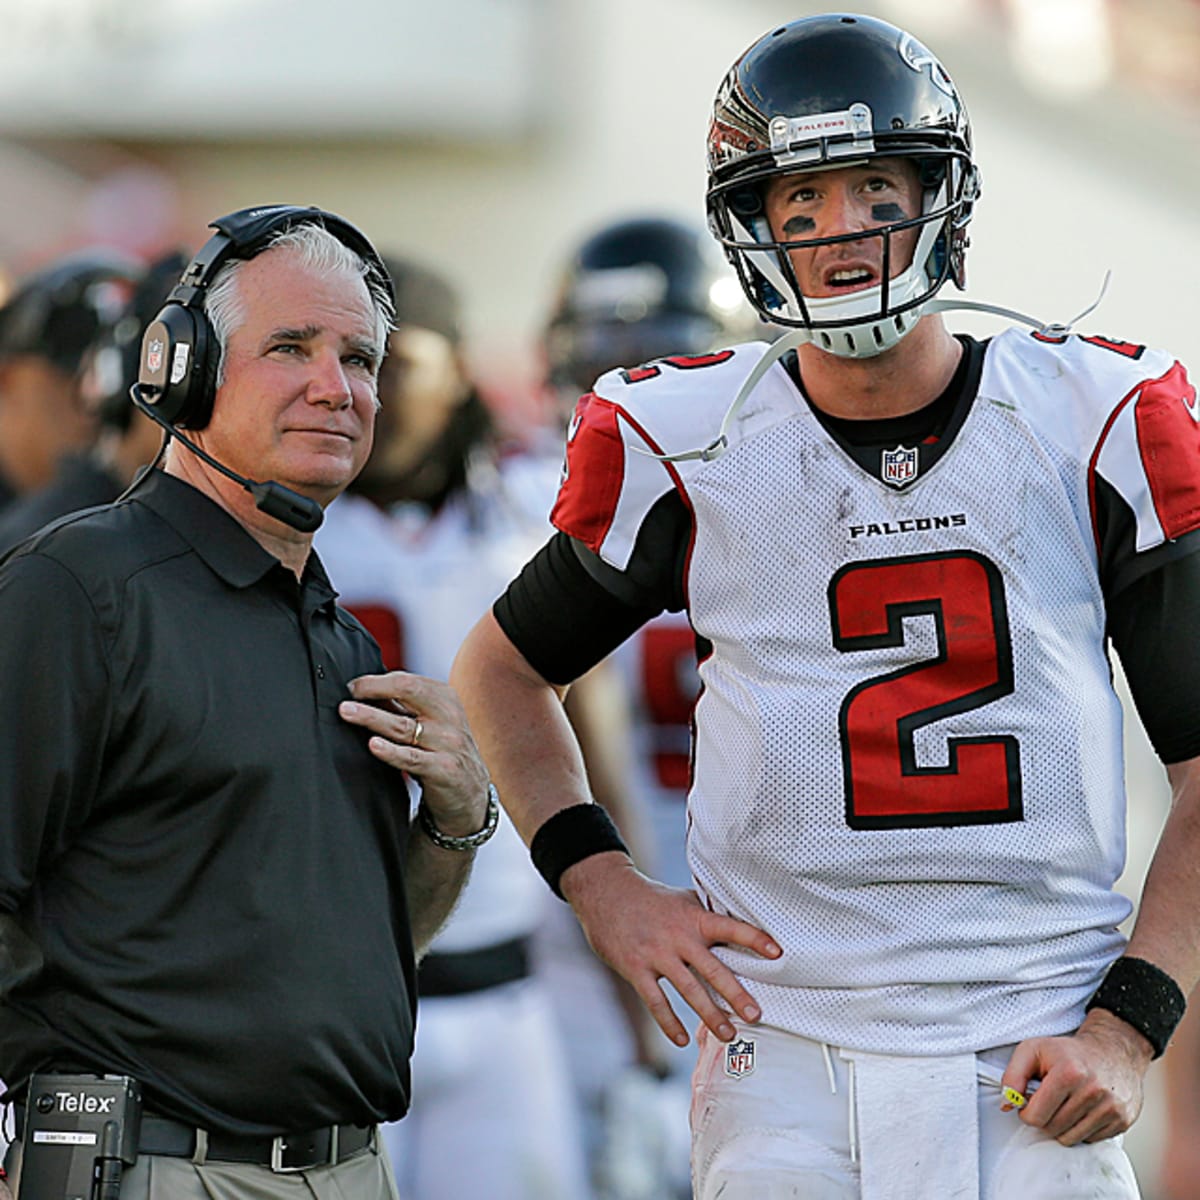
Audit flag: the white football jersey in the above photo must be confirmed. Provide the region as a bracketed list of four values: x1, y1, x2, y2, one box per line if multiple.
[317, 452, 560, 953]
[551, 331, 1200, 1055]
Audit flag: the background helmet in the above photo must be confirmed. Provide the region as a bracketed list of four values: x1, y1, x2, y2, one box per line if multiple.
[84, 250, 190, 431]
[543, 215, 753, 398]
[706, 13, 980, 358]
[0, 250, 142, 375]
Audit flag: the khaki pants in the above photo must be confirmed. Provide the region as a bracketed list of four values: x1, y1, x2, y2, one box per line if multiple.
[5, 1131, 399, 1200]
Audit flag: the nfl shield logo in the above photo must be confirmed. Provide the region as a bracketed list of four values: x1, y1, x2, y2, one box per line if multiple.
[725, 1038, 756, 1079]
[881, 444, 919, 487]
[146, 338, 164, 374]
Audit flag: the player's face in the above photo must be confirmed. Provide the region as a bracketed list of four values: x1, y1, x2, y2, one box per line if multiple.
[763, 159, 923, 300]
[200, 248, 382, 504]
[359, 324, 469, 484]
[0, 357, 95, 491]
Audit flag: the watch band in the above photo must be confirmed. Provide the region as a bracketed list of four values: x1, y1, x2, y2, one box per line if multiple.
[417, 784, 501, 851]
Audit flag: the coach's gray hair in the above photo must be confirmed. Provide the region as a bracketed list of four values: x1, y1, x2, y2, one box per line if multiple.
[204, 221, 394, 387]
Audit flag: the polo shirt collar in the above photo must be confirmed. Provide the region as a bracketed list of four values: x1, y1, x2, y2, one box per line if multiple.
[132, 469, 336, 605]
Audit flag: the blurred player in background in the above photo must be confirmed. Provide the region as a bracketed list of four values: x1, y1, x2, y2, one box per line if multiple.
[315, 255, 594, 1200]
[542, 214, 760, 894]
[538, 214, 756, 1200]
[0, 251, 140, 516]
[454, 13, 1200, 1198]
[0, 250, 185, 555]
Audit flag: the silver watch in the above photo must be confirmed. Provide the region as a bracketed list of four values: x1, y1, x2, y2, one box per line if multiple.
[417, 784, 500, 851]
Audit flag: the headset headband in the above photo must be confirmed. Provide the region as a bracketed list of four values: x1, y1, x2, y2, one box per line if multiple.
[168, 205, 394, 309]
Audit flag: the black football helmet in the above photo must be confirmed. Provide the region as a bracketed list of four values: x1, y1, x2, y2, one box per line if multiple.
[706, 13, 979, 358]
[83, 250, 190, 431]
[544, 215, 754, 398]
[0, 250, 142, 375]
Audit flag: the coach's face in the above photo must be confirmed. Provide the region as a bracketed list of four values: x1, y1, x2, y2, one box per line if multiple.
[199, 247, 382, 506]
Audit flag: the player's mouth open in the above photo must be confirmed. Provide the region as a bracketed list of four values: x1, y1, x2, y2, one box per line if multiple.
[825, 267, 876, 290]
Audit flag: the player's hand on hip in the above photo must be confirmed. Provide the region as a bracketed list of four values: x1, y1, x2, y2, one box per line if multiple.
[1001, 1007, 1153, 1146]
[561, 852, 781, 1047]
[340, 672, 491, 837]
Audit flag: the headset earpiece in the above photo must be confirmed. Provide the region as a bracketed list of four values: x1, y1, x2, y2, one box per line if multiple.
[137, 301, 218, 429]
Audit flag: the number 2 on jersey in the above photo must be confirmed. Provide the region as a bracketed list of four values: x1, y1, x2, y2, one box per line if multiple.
[828, 551, 1023, 830]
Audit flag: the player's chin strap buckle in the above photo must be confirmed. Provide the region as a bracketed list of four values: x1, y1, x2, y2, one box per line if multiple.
[645, 434, 729, 464]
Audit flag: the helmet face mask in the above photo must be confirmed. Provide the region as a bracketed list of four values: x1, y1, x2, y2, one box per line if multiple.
[706, 14, 980, 358]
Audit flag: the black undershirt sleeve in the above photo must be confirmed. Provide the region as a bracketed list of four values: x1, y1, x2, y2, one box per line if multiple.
[1098, 476, 1200, 763]
[494, 492, 691, 686]
[493, 534, 662, 686]
[1108, 545, 1200, 764]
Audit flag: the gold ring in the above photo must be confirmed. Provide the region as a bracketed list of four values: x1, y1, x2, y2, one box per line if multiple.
[412, 719, 423, 748]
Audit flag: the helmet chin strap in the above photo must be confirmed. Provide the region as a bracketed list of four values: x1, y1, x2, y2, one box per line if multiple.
[927, 270, 1110, 333]
[635, 271, 1111, 465]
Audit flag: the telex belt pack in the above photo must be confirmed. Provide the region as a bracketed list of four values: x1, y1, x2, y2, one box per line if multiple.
[15, 1074, 374, 1179]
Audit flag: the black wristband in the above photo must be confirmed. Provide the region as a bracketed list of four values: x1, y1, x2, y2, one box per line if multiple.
[1084, 956, 1187, 1059]
[529, 803, 630, 899]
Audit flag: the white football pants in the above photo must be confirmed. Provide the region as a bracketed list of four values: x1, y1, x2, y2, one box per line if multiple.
[691, 1021, 1140, 1200]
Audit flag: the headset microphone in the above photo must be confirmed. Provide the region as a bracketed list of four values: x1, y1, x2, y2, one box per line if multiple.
[129, 384, 325, 533]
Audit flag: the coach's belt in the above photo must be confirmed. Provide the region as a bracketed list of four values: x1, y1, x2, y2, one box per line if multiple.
[136, 1113, 374, 1173]
[418, 934, 530, 997]
[13, 1097, 374, 1173]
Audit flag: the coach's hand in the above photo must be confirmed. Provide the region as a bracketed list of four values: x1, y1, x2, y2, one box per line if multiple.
[560, 852, 781, 1047]
[340, 671, 490, 837]
[1001, 1008, 1153, 1145]
[0, 1173, 13, 1200]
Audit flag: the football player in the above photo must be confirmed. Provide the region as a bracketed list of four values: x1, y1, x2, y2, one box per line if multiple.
[315, 255, 593, 1200]
[538, 215, 755, 1199]
[0, 251, 140, 515]
[452, 12, 1200, 1199]
[542, 214, 759, 895]
[0, 250, 186, 556]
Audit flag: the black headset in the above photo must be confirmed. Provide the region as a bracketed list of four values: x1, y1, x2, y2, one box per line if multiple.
[136, 204, 392, 430]
[130, 205, 392, 533]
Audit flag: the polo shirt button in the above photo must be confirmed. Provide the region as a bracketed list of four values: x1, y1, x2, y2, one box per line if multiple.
[316, 664, 326, 679]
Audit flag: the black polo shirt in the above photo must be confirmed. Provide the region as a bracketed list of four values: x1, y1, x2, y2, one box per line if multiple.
[0, 470, 416, 1135]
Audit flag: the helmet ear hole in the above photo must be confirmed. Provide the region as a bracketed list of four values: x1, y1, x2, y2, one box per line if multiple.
[728, 188, 763, 218]
[918, 159, 946, 190]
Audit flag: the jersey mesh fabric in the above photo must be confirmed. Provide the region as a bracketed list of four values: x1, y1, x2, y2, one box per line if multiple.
[557, 332, 1189, 1056]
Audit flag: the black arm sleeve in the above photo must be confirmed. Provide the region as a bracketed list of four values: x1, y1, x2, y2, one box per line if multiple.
[1098, 469, 1200, 762]
[493, 533, 664, 685]
[1108, 545, 1200, 764]
[493, 489, 692, 686]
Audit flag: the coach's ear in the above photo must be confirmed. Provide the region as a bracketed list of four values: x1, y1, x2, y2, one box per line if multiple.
[0, 914, 43, 997]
